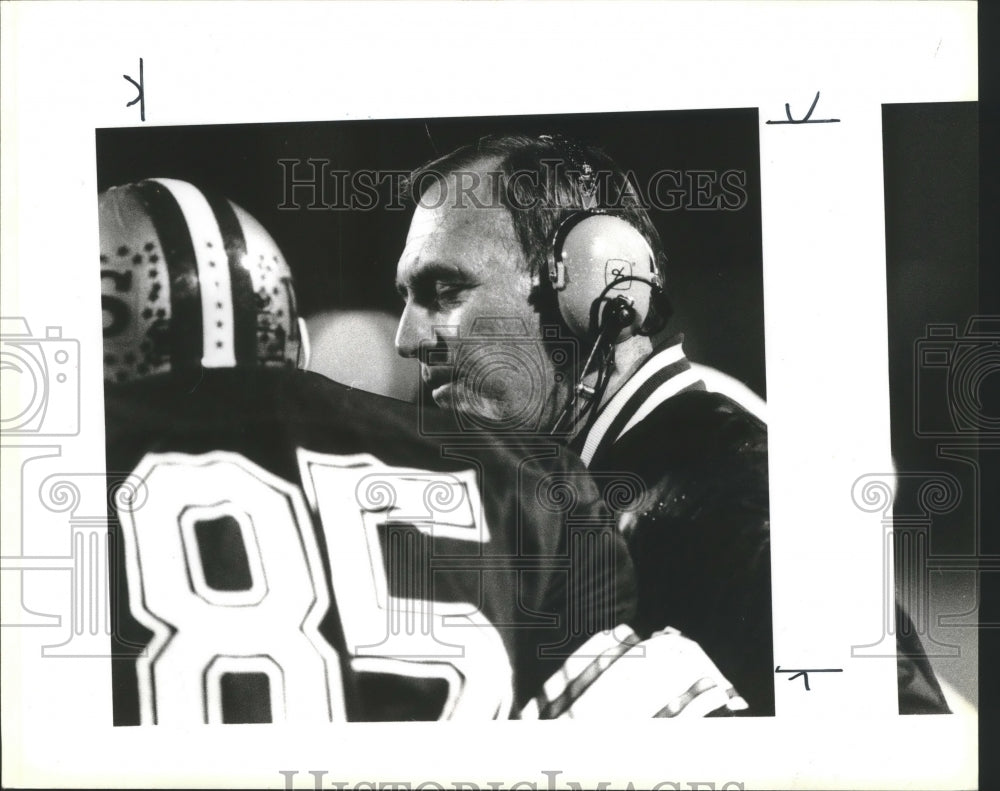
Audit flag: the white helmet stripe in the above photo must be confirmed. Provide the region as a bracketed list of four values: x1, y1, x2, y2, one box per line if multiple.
[150, 178, 236, 368]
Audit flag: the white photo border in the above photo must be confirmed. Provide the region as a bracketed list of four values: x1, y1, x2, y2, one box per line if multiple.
[0, 2, 978, 789]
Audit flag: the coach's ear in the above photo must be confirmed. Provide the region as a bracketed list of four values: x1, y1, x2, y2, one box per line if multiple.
[297, 317, 312, 370]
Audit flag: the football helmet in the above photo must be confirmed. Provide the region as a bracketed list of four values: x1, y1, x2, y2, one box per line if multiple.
[100, 178, 308, 383]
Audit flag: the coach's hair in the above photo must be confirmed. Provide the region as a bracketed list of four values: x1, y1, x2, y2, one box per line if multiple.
[404, 133, 667, 283]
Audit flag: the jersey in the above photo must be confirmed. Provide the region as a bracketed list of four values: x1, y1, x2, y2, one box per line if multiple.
[104, 367, 637, 724]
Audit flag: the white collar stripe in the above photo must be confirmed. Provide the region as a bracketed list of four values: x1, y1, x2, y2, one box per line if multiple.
[614, 367, 705, 444]
[578, 342, 685, 466]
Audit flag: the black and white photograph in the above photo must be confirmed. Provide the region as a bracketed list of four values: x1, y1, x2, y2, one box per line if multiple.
[877, 100, 980, 719]
[97, 111, 776, 725]
[0, 2, 982, 789]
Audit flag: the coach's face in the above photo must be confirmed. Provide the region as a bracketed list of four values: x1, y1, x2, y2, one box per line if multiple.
[395, 169, 566, 431]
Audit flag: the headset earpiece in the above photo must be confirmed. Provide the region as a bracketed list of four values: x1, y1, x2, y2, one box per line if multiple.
[539, 136, 671, 436]
[547, 211, 662, 343]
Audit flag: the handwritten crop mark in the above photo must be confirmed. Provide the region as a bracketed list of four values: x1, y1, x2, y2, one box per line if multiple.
[766, 91, 839, 125]
[123, 58, 145, 122]
[775, 665, 843, 691]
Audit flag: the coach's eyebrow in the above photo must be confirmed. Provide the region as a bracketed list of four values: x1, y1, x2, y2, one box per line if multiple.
[396, 261, 472, 295]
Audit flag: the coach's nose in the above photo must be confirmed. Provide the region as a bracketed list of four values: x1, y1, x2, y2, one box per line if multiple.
[394, 301, 428, 359]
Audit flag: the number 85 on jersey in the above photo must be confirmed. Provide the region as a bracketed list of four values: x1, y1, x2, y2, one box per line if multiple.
[116, 450, 514, 724]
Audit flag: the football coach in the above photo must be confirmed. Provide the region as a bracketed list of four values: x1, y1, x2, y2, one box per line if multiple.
[392, 133, 947, 716]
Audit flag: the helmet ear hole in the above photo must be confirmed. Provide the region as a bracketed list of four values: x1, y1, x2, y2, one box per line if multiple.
[548, 212, 661, 343]
[99, 179, 302, 384]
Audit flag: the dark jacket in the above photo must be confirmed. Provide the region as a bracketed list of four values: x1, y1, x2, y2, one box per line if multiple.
[591, 385, 775, 714]
[575, 341, 948, 715]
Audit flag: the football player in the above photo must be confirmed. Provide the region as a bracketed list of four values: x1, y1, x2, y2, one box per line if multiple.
[101, 178, 743, 724]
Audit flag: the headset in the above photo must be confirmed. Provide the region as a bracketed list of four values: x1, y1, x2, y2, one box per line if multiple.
[535, 135, 670, 435]
[546, 210, 664, 341]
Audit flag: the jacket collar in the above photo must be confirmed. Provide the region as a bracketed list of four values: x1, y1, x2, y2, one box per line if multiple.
[572, 336, 705, 467]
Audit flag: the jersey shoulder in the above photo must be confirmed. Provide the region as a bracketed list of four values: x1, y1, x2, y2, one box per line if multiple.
[105, 368, 638, 723]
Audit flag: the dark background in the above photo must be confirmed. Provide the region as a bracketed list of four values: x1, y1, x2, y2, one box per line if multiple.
[979, 3, 999, 780]
[882, 101, 980, 709]
[96, 109, 767, 398]
[883, 101, 979, 557]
